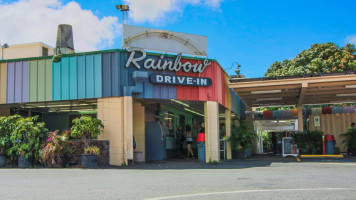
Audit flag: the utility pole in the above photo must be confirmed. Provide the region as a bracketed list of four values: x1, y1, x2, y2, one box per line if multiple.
[116, 4, 129, 24]
[1, 43, 9, 60]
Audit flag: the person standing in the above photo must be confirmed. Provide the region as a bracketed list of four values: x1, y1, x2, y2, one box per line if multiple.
[185, 125, 194, 159]
[176, 126, 184, 158]
[347, 123, 356, 154]
[271, 132, 277, 155]
[219, 123, 226, 139]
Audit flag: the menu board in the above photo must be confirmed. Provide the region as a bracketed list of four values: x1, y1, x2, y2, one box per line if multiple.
[282, 137, 298, 157]
[283, 137, 292, 154]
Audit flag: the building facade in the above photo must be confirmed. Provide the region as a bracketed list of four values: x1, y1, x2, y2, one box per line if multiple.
[0, 47, 244, 165]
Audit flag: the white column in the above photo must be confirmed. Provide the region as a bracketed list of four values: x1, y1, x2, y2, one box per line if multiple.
[225, 109, 232, 159]
[124, 96, 133, 164]
[204, 101, 220, 162]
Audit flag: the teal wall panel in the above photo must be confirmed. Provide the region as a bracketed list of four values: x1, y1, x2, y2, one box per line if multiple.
[69, 57, 78, 99]
[53, 54, 102, 101]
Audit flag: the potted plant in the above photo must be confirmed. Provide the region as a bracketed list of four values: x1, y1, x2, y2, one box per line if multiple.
[82, 146, 100, 168]
[293, 131, 322, 155]
[71, 116, 104, 168]
[341, 127, 356, 156]
[228, 118, 256, 159]
[0, 115, 20, 167]
[9, 116, 47, 168]
[39, 130, 72, 168]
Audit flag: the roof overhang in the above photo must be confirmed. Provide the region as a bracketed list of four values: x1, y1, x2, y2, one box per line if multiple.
[229, 73, 356, 107]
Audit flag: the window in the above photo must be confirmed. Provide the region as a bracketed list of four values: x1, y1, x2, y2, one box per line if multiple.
[42, 47, 48, 56]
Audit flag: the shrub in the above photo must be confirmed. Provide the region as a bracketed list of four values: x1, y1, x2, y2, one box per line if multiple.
[293, 131, 322, 154]
[340, 127, 356, 155]
[84, 146, 100, 155]
[71, 116, 104, 149]
[8, 116, 48, 162]
[228, 118, 256, 152]
[39, 130, 72, 167]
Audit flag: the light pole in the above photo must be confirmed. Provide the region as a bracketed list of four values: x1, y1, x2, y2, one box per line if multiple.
[1, 43, 9, 60]
[116, 4, 129, 24]
[225, 61, 242, 77]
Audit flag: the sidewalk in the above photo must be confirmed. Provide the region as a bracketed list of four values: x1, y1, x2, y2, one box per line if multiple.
[115, 154, 356, 170]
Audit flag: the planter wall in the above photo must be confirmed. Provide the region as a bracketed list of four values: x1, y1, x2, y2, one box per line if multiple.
[18, 155, 32, 168]
[81, 154, 98, 168]
[0, 154, 5, 167]
[232, 150, 245, 160]
[68, 140, 109, 166]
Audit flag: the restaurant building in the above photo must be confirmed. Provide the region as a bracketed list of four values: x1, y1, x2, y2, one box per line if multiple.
[0, 25, 245, 165]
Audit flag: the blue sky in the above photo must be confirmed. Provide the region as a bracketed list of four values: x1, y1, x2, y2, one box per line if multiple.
[1, 0, 356, 77]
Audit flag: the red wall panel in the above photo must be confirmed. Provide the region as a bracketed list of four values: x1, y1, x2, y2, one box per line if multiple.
[176, 59, 218, 102]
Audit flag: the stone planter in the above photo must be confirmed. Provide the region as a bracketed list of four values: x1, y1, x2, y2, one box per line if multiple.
[18, 155, 32, 168]
[232, 150, 245, 160]
[81, 154, 98, 168]
[0, 153, 6, 168]
[59, 155, 69, 168]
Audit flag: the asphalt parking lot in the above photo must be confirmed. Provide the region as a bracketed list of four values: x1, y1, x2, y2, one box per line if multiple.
[1, 155, 356, 200]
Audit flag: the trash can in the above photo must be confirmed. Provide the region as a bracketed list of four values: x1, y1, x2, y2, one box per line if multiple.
[197, 133, 206, 162]
[325, 134, 336, 155]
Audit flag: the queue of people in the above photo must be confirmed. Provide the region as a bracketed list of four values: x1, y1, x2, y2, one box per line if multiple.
[176, 123, 206, 159]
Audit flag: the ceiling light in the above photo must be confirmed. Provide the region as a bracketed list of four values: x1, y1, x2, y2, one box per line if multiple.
[336, 93, 356, 97]
[256, 97, 282, 101]
[171, 99, 190, 107]
[345, 85, 356, 88]
[329, 100, 353, 103]
[184, 108, 204, 117]
[251, 90, 281, 94]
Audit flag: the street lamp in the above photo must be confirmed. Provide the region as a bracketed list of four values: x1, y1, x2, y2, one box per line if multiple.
[1, 43, 9, 60]
[225, 61, 241, 76]
[116, 4, 129, 24]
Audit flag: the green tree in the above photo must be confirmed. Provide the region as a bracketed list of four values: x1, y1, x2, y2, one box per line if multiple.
[0, 115, 21, 155]
[8, 116, 48, 161]
[71, 116, 104, 149]
[265, 43, 356, 77]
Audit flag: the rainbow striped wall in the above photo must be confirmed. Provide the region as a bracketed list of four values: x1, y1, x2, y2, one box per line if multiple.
[0, 49, 245, 116]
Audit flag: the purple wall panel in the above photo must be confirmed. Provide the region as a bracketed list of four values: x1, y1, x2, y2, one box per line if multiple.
[7, 61, 29, 103]
[6, 62, 15, 103]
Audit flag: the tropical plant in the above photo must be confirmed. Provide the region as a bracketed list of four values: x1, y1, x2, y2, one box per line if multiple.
[228, 118, 256, 152]
[84, 146, 100, 155]
[261, 131, 271, 152]
[265, 43, 356, 77]
[39, 130, 72, 167]
[340, 127, 356, 155]
[71, 116, 104, 149]
[0, 115, 20, 155]
[8, 116, 48, 161]
[293, 131, 322, 154]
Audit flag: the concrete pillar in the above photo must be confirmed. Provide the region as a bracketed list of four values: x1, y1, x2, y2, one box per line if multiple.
[204, 101, 219, 162]
[123, 96, 133, 165]
[225, 109, 232, 159]
[133, 102, 145, 162]
[297, 105, 303, 132]
[97, 97, 125, 166]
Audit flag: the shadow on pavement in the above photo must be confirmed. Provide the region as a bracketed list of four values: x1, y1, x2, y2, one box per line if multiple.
[102, 154, 298, 170]
[99, 154, 356, 170]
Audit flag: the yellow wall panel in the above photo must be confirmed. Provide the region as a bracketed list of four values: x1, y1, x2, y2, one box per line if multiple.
[0, 63, 7, 104]
[309, 113, 356, 152]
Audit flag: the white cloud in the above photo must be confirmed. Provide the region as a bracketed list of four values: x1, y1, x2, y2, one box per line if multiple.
[0, 0, 121, 52]
[346, 35, 356, 45]
[123, 0, 224, 24]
